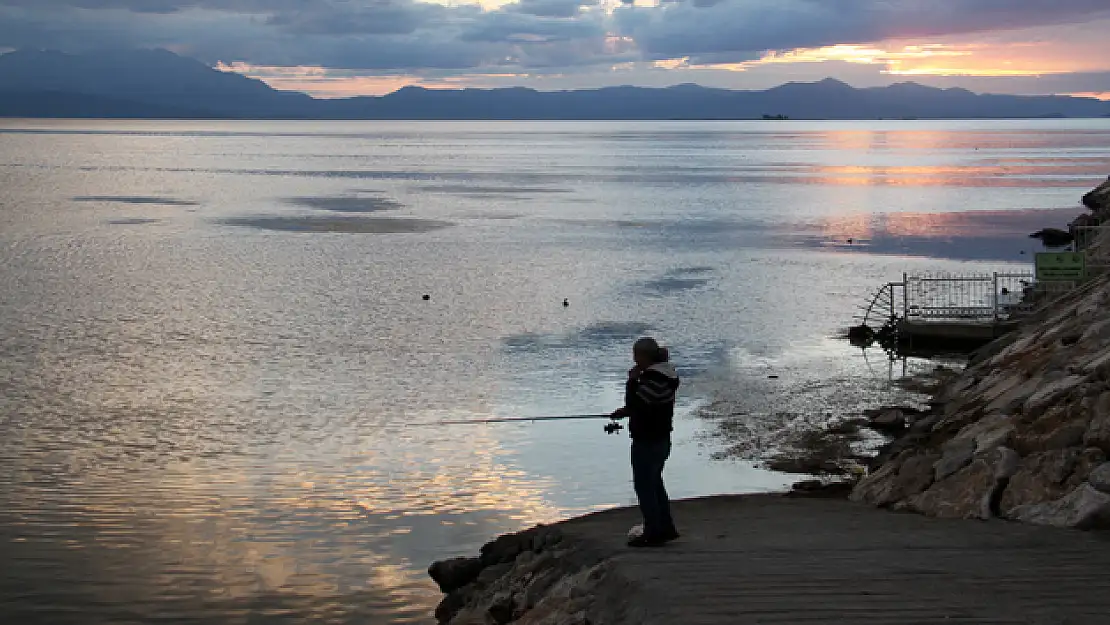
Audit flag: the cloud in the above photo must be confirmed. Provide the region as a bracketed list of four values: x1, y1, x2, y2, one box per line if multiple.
[0, 0, 1108, 89]
[459, 11, 603, 43]
[615, 0, 1110, 62]
[263, 2, 445, 37]
[508, 0, 598, 19]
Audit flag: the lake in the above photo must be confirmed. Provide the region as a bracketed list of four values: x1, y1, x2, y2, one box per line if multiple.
[1, 119, 1108, 623]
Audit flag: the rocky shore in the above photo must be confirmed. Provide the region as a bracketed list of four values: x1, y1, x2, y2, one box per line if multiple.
[427, 524, 653, 625]
[851, 176, 1110, 528]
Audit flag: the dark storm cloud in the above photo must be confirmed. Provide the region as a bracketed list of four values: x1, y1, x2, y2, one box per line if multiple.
[615, 0, 1110, 61]
[508, 0, 598, 19]
[0, 0, 1107, 74]
[263, 2, 444, 36]
[460, 12, 603, 44]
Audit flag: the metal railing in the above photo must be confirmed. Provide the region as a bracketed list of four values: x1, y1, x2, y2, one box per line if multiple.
[898, 271, 1034, 323]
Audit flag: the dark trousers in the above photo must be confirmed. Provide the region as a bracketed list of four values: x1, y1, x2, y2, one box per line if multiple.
[631, 438, 675, 538]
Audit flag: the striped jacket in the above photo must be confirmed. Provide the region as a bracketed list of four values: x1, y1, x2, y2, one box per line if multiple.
[625, 362, 680, 441]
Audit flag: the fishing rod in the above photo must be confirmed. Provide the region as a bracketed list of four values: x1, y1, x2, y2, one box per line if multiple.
[414, 413, 624, 434]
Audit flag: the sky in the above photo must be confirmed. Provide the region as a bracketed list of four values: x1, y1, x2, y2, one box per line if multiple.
[1, 1, 1109, 98]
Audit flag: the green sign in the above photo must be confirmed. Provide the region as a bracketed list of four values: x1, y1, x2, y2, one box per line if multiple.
[1035, 252, 1086, 281]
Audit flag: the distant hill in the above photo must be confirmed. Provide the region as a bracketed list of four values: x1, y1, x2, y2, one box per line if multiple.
[2, 49, 1109, 120]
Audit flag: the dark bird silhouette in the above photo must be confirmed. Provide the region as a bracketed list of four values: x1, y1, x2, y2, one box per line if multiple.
[422, 294, 430, 301]
[563, 298, 569, 307]
[1029, 228, 1074, 248]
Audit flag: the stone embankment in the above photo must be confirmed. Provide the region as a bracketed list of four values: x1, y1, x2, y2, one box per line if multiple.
[428, 525, 652, 625]
[852, 176, 1110, 529]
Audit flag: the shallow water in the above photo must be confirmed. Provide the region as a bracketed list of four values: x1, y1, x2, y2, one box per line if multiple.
[1, 119, 1108, 623]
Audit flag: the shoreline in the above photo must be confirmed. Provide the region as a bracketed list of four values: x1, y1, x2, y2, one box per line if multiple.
[427, 175, 1110, 623]
[429, 492, 1110, 624]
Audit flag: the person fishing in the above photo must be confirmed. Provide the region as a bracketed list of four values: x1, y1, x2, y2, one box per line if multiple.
[610, 337, 681, 547]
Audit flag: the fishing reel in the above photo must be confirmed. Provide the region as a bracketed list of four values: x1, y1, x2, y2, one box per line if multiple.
[603, 421, 624, 435]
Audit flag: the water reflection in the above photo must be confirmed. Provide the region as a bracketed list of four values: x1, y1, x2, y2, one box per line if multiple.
[787, 207, 1079, 260]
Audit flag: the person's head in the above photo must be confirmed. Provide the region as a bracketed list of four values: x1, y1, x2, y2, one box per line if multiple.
[633, 336, 669, 368]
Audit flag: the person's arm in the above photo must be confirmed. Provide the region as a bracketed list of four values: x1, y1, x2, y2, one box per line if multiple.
[611, 367, 643, 419]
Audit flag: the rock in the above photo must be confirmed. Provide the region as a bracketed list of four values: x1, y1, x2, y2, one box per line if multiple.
[949, 413, 1015, 453]
[1045, 422, 1089, 450]
[1081, 320, 1110, 344]
[992, 447, 1021, 480]
[908, 412, 941, 434]
[541, 531, 562, 551]
[1068, 447, 1109, 489]
[787, 480, 856, 498]
[480, 528, 538, 566]
[999, 448, 1081, 516]
[1022, 375, 1084, 419]
[767, 456, 846, 475]
[476, 562, 514, 587]
[1081, 345, 1110, 374]
[1082, 178, 1110, 210]
[868, 408, 907, 434]
[429, 557, 485, 594]
[851, 452, 939, 506]
[1089, 463, 1110, 494]
[934, 437, 976, 481]
[984, 375, 1040, 415]
[1014, 402, 1089, 454]
[791, 479, 824, 492]
[1010, 483, 1110, 530]
[487, 590, 515, 624]
[435, 588, 472, 623]
[827, 418, 867, 436]
[1083, 392, 1110, 453]
[969, 331, 1021, 366]
[909, 458, 998, 520]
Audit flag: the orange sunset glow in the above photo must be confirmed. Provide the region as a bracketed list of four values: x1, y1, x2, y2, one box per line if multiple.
[220, 33, 1110, 97]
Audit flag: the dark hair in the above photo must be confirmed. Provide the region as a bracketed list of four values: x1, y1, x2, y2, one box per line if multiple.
[633, 337, 669, 363]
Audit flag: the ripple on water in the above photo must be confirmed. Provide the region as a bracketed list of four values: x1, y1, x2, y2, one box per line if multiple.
[284, 195, 405, 213]
[106, 218, 161, 225]
[73, 196, 198, 206]
[220, 216, 454, 233]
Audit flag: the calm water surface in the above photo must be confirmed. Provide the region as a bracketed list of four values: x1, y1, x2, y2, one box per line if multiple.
[2, 119, 1109, 623]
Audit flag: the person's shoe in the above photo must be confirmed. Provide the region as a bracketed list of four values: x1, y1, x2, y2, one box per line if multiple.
[661, 528, 680, 542]
[627, 534, 667, 548]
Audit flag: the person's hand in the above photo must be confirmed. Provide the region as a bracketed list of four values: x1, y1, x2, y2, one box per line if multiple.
[610, 407, 628, 420]
[628, 366, 642, 380]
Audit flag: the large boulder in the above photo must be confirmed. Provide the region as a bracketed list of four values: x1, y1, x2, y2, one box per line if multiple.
[867, 408, 908, 435]
[933, 437, 976, 481]
[1021, 375, 1084, 421]
[999, 449, 1080, 516]
[429, 557, 485, 594]
[851, 452, 939, 506]
[1084, 392, 1110, 453]
[1010, 483, 1110, 529]
[1081, 176, 1110, 211]
[908, 458, 997, 519]
[1089, 463, 1110, 494]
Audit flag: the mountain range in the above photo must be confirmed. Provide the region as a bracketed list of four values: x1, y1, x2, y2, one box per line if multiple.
[2, 49, 1109, 120]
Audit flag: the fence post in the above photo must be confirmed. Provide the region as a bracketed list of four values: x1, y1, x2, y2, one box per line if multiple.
[992, 273, 999, 322]
[902, 273, 908, 319]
